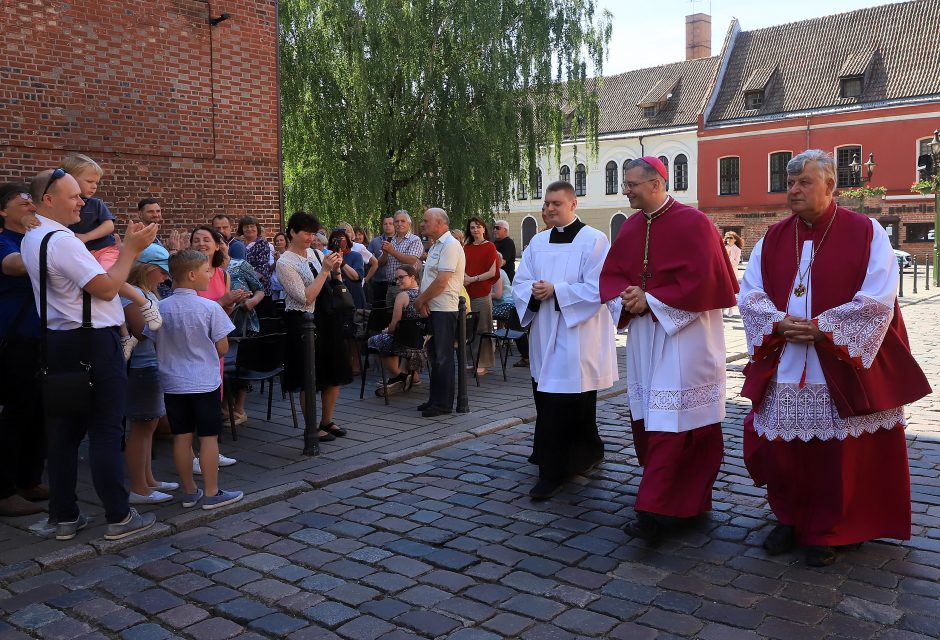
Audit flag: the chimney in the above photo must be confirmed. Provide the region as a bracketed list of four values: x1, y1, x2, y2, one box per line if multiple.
[685, 13, 712, 60]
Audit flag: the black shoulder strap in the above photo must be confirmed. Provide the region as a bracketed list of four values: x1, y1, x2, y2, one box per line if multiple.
[39, 230, 92, 370]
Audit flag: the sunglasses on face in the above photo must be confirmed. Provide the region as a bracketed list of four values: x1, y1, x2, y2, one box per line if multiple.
[41, 167, 67, 199]
[394, 274, 409, 282]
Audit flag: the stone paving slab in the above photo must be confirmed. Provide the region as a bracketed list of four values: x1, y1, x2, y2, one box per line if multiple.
[1, 292, 937, 639]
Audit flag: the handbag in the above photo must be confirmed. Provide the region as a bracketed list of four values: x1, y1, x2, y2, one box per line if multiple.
[39, 231, 94, 417]
[309, 252, 356, 315]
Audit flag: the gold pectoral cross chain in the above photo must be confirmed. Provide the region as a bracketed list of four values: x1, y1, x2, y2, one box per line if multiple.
[640, 197, 674, 291]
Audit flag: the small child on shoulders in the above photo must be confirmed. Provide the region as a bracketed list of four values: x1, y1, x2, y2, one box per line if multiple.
[146, 249, 244, 511]
[62, 153, 162, 359]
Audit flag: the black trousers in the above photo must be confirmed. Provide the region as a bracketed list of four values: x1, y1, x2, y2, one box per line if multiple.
[0, 336, 45, 498]
[46, 328, 129, 524]
[427, 311, 458, 411]
[531, 380, 603, 481]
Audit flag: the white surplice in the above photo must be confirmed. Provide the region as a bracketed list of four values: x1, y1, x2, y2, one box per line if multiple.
[739, 218, 903, 442]
[626, 296, 727, 433]
[513, 224, 618, 394]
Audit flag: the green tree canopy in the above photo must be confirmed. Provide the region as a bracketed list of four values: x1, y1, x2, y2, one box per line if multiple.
[280, 0, 611, 230]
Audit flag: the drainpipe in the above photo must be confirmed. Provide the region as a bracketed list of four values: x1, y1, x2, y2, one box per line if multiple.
[805, 117, 811, 149]
[639, 136, 645, 156]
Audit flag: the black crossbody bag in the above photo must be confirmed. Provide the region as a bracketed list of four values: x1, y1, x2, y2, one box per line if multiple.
[39, 230, 94, 417]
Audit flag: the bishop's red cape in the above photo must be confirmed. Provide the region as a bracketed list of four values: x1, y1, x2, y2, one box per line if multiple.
[600, 199, 739, 519]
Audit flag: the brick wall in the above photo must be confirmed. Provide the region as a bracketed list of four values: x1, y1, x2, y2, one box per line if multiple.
[0, 0, 280, 234]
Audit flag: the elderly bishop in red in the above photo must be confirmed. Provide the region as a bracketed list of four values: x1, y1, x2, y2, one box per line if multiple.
[739, 150, 930, 567]
[600, 157, 739, 542]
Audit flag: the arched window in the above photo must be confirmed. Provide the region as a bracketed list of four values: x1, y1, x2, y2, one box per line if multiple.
[610, 212, 627, 241]
[534, 169, 543, 199]
[575, 164, 587, 196]
[560, 165, 571, 183]
[605, 161, 618, 195]
[522, 216, 538, 249]
[621, 159, 633, 194]
[658, 156, 669, 191]
[673, 154, 688, 191]
[517, 179, 527, 200]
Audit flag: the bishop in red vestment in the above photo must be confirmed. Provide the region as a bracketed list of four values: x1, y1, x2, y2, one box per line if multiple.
[739, 150, 930, 566]
[600, 157, 739, 542]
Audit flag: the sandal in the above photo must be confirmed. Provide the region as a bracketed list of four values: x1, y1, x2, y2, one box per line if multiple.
[317, 430, 336, 442]
[320, 422, 347, 438]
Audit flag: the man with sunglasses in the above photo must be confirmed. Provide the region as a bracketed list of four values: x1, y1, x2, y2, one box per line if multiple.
[20, 168, 159, 541]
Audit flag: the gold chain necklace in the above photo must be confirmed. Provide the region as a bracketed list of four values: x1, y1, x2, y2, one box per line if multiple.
[793, 210, 836, 297]
[639, 196, 675, 291]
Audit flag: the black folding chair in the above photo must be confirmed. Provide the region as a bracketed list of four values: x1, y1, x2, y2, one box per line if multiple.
[462, 311, 480, 386]
[223, 332, 296, 440]
[359, 305, 393, 400]
[475, 324, 528, 381]
[370, 317, 427, 405]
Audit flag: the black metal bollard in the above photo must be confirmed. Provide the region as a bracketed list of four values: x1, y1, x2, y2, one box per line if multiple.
[301, 312, 320, 456]
[898, 261, 905, 298]
[914, 256, 918, 294]
[456, 297, 469, 413]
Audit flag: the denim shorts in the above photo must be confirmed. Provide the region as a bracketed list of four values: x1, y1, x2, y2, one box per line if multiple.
[125, 366, 165, 422]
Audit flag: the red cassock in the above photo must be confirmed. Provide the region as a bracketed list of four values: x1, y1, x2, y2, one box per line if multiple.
[600, 199, 739, 518]
[741, 204, 931, 545]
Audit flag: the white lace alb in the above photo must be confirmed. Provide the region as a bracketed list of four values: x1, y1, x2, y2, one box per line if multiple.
[754, 381, 905, 442]
[629, 381, 724, 412]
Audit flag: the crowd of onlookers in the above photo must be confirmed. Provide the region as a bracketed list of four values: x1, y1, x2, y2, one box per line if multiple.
[0, 153, 525, 541]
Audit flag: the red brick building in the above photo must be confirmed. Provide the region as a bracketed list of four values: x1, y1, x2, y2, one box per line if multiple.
[698, 0, 940, 259]
[0, 0, 281, 233]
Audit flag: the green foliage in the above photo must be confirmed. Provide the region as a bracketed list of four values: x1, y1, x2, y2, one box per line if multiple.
[839, 185, 887, 200]
[912, 175, 940, 195]
[279, 0, 611, 231]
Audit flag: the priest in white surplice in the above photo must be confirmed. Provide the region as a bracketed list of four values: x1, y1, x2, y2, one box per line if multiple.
[739, 150, 930, 567]
[513, 180, 618, 501]
[600, 157, 739, 542]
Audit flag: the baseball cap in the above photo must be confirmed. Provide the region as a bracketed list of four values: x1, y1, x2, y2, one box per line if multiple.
[138, 243, 170, 274]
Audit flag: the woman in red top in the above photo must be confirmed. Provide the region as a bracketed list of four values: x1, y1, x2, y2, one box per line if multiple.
[462, 217, 500, 375]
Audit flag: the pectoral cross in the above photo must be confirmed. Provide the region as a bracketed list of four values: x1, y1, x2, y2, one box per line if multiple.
[639, 265, 652, 291]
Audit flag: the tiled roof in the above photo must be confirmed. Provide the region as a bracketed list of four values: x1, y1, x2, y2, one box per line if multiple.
[742, 67, 775, 92]
[708, 0, 940, 123]
[592, 56, 720, 135]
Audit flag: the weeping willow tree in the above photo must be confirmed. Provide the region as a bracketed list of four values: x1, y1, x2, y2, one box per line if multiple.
[280, 0, 611, 229]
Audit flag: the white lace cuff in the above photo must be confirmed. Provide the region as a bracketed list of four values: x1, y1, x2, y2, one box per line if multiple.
[816, 294, 893, 369]
[740, 291, 787, 356]
[646, 294, 699, 336]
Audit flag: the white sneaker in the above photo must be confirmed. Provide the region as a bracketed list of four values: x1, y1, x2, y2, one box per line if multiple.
[129, 490, 173, 504]
[193, 454, 237, 476]
[121, 335, 138, 361]
[148, 481, 179, 492]
[218, 453, 236, 467]
[140, 299, 163, 331]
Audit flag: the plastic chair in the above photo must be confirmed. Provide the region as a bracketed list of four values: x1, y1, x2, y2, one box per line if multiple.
[223, 332, 295, 440]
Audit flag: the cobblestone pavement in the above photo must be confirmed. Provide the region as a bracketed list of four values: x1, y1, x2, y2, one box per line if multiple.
[0, 292, 937, 639]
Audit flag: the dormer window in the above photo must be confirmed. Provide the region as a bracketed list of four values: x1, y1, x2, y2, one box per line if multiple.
[840, 76, 863, 98]
[638, 76, 679, 120]
[745, 90, 764, 110]
[741, 67, 775, 112]
[643, 105, 657, 118]
[838, 51, 874, 100]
